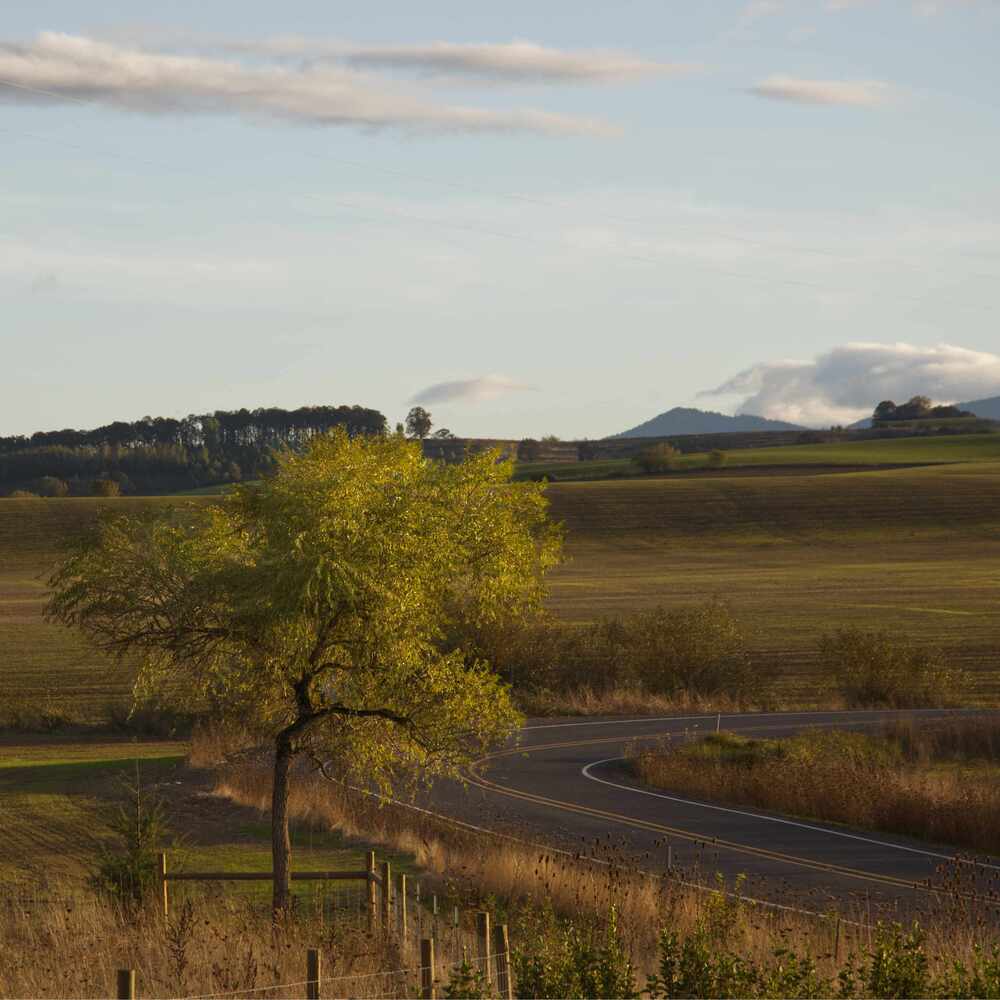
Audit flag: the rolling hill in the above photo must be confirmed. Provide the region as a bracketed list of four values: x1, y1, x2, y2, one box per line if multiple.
[615, 407, 805, 438]
[960, 394, 1000, 420]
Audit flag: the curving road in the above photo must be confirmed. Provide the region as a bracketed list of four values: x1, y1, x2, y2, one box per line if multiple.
[424, 710, 1000, 920]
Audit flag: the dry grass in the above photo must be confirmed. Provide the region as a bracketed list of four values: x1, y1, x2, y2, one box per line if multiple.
[516, 685, 765, 717]
[203, 735, 1000, 983]
[0, 893, 432, 999]
[631, 715, 1000, 856]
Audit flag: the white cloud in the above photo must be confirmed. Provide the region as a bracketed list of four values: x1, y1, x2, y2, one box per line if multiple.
[410, 375, 533, 405]
[749, 74, 894, 106]
[741, 1, 786, 22]
[0, 32, 615, 136]
[913, 0, 981, 16]
[700, 342, 1000, 426]
[221, 38, 691, 85]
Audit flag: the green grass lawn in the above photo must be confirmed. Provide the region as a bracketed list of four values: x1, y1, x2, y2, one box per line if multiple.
[516, 432, 1000, 482]
[0, 737, 410, 902]
[688, 432, 1000, 467]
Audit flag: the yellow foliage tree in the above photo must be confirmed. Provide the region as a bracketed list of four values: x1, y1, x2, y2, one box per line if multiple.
[47, 431, 562, 914]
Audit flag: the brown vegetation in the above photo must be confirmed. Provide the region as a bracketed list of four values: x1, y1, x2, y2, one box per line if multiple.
[462, 602, 758, 712]
[631, 714, 1000, 855]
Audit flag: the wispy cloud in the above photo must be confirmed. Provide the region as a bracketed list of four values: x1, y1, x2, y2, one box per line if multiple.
[740, 1, 786, 22]
[0, 32, 616, 136]
[748, 74, 894, 106]
[913, 0, 981, 16]
[700, 342, 1000, 426]
[224, 38, 693, 85]
[826, 0, 877, 11]
[410, 375, 533, 405]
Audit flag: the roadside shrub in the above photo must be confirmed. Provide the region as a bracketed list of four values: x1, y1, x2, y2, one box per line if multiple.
[461, 602, 754, 704]
[623, 603, 752, 697]
[820, 627, 965, 708]
[0, 692, 75, 731]
[103, 698, 196, 739]
[634, 442, 679, 474]
[444, 954, 491, 999]
[91, 478, 121, 497]
[90, 776, 172, 907]
[882, 713, 1000, 764]
[645, 920, 1000, 999]
[33, 475, 69, 497]
[707, 449, 728, 468]
[513, 905, 637, 1000]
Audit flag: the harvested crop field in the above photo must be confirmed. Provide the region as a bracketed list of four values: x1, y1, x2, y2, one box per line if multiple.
[3, 452, 1000, 718]
[545, 462, 1000, 702]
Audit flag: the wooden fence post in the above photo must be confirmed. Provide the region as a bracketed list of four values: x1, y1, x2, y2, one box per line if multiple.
[420, 938, 436, 1000]
[116, 969, 136, 1000]
[366, 851, 377, 930]
[476, 911, 491, 985]
[399, 873, 408, 940]
[493, 924, 514, 1000]
[158, 851, 169, 919]
[380, 861, 392, 928]
[306, 948, 321, 1000]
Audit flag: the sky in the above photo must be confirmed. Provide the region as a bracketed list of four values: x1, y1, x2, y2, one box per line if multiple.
[3, 1, 999, 437]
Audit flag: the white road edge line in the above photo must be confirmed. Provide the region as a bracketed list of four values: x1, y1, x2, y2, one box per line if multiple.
[580, 755, 1000, 871]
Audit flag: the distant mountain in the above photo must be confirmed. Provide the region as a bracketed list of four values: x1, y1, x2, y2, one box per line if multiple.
[849, 394, 1000, 429]
[615, 407, 806, 438]
[960, 395, 1000, 420]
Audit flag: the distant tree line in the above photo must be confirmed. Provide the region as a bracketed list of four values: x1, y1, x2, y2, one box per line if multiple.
[873, 396, 973, 423]
[0, 405, 386, 496]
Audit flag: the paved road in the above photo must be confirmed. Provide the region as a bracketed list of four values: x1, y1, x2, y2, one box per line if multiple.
[423, 710, 1000, 919]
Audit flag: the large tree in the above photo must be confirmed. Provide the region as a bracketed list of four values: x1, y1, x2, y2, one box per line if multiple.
[47, 431, 561, 914]
[405, 406, 433, 439]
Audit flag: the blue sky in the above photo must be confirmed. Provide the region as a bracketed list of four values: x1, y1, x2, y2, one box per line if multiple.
[3, 1, 999, 436]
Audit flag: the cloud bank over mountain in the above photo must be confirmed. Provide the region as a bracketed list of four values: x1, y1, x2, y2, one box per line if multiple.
[701, 342, 1000, 426]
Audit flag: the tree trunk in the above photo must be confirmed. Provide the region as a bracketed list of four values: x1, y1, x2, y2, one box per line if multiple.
[271, 734, 294, 918]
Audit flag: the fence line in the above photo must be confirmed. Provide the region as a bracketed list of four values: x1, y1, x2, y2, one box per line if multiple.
[121, 945, 516, 1000]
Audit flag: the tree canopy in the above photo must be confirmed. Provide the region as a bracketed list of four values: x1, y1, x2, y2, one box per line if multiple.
[405, 406, 433, 439]
[47, 430, 562, 913]
[0, 404, 386, 495]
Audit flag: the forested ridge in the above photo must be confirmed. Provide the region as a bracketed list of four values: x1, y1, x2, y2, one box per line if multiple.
[0, 404, 386, 495]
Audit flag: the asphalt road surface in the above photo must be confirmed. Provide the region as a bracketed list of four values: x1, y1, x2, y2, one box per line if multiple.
[422, 710, 1000, 920]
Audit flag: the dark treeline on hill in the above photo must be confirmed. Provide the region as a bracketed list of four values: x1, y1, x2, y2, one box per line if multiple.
[873, 396, 973, 423]
[0, 405, 386, 496]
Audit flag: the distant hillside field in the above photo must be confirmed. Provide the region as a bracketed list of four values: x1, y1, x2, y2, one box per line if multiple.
[3, 444, 1000, 717]
[516, 431, 1000, 481]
